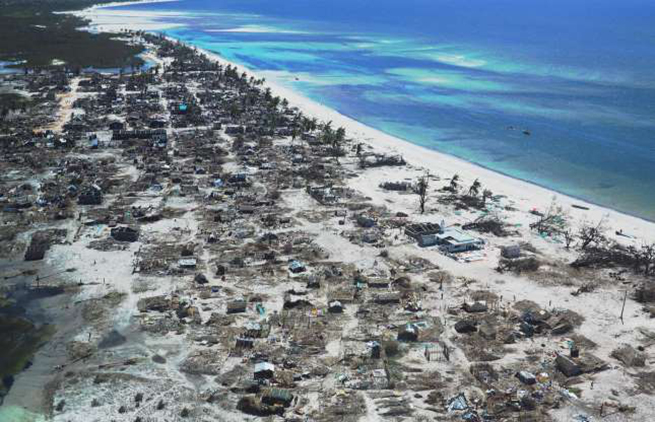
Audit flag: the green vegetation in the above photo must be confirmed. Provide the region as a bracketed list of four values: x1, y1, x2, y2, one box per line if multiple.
[0, 0, 144, 70]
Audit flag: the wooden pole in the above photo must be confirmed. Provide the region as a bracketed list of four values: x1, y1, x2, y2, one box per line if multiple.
[620, 290, 628, 325]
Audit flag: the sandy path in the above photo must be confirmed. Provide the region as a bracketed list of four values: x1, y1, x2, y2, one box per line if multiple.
[44, 77, 81, 133]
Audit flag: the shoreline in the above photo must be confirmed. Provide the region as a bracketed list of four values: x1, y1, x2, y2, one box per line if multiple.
[73, 1, 655, 243]
[80, 0, 179, 10]
[188, 45, 655, 243]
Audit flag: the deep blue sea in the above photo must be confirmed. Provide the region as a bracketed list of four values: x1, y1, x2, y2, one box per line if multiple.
[116, 0, 655, 220]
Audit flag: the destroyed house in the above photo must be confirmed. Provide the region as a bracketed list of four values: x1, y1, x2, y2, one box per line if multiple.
[238, 204, 257, 214]
[301, 133, 318, 143]
[356, 214, 376, 228]
[260, 387, 293, 407]
[111, 226, 139, 242]
[254, 362, 275, 379]
[288, 260, 306, 274]
[370, 341, 382, 359]
[328, 300, 343, 313]
[374, 292, 401, 305]
[149, 119, 167, 129]
[501, 244, 521, 259]
[112, 129, 167, 141]
[108, 121, 124, 131]
[180, 184, 199, 196]
[329, 287, 357, 303]
[153, 132, 168, 148]
[5, 196, 31, 211]
[244, 321, 263, 337]
[25, 234, 49, 261]
[228, 173, 248, 184]
[225, 125, 245, 135]
[405, 223, 442, 242]
[78, 185, 102, 205]
[306, 185, 339, 204]
[359, 153, 406, 168]
[370, 369, 390, 389]
[379, 181, 411, 191]
[398, 323, 419, 342]
[367, 278, 390, 288]
[178, 258, 197, 268]
[235, 337, 254, 349]
[227, 299, 247, 314]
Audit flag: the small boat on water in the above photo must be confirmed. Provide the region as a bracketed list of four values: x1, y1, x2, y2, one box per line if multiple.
[523, 129, 531, 136]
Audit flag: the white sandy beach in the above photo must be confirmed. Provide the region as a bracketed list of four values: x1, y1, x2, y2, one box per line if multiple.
[67, 0, 183, 32]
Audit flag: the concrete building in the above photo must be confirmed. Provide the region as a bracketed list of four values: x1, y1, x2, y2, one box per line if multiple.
[417, 226, 484, 253]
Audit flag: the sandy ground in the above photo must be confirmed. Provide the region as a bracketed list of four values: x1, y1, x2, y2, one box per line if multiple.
[42, 77, 81, 132]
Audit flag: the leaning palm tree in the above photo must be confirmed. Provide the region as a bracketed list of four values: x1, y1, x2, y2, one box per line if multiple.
[468, 178, 481, 197]
[321, 120, 333, 135]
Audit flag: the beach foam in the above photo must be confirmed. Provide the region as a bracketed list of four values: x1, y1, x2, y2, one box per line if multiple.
[207, 25, 311, 35]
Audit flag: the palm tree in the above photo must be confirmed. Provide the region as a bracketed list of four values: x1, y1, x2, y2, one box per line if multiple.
[300, 116, 310, 133]
[335, 127, 346, 144]
[332, 126, 346, 163]
[468, 178, 481, 197]
[416, 173, 430, 214]
[321, 120, 333, 135]
[323, 126, 333, 145]
[450, 174, 460, 193]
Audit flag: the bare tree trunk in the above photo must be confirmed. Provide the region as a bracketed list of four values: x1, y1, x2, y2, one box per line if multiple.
[620, 289, 628, 324]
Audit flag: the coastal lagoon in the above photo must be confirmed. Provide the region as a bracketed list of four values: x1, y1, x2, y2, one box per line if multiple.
[109, 0, 655, 220]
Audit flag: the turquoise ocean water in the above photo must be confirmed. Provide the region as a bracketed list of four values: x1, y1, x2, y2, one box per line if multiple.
[114, 0, 655, 220]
